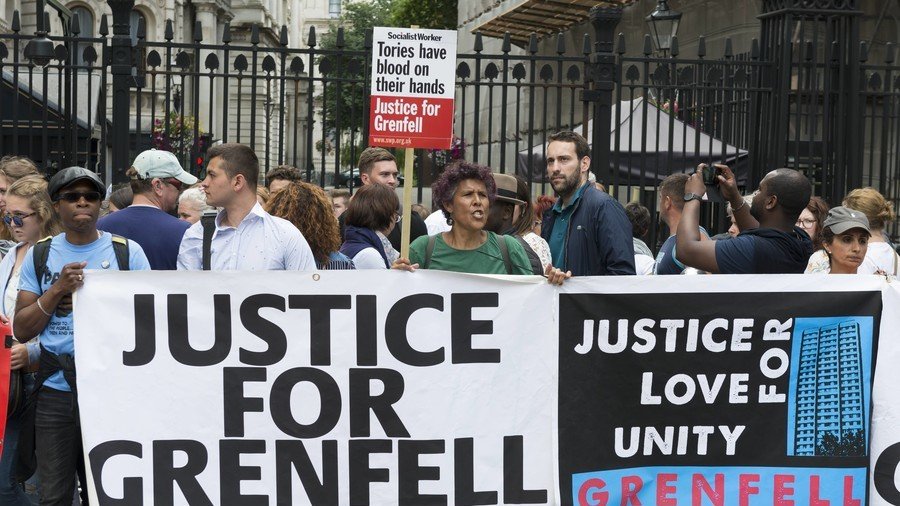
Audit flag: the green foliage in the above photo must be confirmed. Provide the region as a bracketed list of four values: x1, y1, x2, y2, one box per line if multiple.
[316, 0, 457, 143]
[390, 0, 458, 30]
[317, 0, 394, 138]
[815, 429, 865, 456]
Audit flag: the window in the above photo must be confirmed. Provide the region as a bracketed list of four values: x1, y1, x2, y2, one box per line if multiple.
[328, 0, 340, 18]
[71, 6, 93, 67]
[130, 9, 146, 45]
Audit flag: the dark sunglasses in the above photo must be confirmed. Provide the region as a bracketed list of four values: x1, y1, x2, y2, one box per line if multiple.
[56, 191, 102, 203]
[3, 211, 36, 227]
[164, 178, 184, 191]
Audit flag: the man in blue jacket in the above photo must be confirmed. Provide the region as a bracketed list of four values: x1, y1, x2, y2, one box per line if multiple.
[541, 130, 636, 276]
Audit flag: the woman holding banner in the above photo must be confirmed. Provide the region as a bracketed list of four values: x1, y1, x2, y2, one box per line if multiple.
[393, 161, 570, 284]
[0, 175, 58, 504]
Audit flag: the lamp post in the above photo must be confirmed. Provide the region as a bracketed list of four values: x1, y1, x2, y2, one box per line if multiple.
[645, 0, 682, 57]
[24, 0, 55, 67]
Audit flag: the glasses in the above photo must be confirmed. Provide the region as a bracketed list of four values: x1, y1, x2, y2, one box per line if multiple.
[56, 191, 102, 203]
[164, 178, 184, 191]
[3, 211, 36, 227]
[796, 218, 816, 229]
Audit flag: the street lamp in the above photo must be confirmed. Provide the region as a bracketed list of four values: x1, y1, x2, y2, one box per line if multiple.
[645, 0, 682, 56]
[24, 1, 55, 67]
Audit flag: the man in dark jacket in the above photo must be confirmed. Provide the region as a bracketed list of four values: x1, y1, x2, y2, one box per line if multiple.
[676, 164, 813, 273]
[541, 131, 636, 276]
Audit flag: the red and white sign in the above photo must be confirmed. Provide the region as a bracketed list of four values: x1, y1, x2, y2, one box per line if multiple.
[368, 27, 457, 149]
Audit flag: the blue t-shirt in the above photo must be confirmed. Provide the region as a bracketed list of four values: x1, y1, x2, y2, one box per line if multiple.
[98, 206, 189, 270]
[19, 232, 151, 391]
[714, 227, 813, 274]
[655, 227, 709, 275]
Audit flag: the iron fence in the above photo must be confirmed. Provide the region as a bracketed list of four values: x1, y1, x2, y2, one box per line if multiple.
[2, 1, 900, 247]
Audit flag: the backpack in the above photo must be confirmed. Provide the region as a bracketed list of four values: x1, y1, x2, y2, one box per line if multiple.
[424, 233, 514, 274]
[32, 234, 131, 286]
[512, 235, 544, 275]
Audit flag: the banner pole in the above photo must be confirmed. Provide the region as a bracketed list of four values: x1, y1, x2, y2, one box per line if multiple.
[400, 147, 414, 259]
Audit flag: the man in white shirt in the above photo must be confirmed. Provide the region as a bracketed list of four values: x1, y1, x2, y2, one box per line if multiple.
[177, 143, 315, 271]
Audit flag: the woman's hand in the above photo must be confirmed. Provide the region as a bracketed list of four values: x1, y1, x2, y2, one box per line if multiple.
[391, 257, 419, 272]
[545, 264, 572, 285]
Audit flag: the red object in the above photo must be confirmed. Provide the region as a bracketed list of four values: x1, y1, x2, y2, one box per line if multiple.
[0, 319, 12, 449]
[368, 96, 454, 149]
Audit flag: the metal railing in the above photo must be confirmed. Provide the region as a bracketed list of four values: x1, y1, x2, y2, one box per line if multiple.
[2, 0, 900, 247]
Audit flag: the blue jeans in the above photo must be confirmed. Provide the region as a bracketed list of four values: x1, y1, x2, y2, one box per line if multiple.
[35, 387, 82, 506]
[0, 372, 39, 505]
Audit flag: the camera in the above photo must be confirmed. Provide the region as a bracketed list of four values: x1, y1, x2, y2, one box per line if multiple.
[702, 164, 719, 185]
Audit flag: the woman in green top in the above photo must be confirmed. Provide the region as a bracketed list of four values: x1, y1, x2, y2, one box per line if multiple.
[393, 161, 570, 284]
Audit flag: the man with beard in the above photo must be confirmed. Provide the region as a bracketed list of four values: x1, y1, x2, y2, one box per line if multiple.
[540, 130, 635, 275]
[15, 167, 151, 505]
[676, 163, 813, 273]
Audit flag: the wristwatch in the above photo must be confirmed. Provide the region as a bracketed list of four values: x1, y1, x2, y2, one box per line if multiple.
[683, 193, 703, 203]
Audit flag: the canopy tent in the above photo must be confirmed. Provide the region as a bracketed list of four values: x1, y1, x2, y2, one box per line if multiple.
[516, 97, 750, 185]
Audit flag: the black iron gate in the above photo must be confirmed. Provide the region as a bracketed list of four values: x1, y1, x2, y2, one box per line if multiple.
[1, 0, 899, 242]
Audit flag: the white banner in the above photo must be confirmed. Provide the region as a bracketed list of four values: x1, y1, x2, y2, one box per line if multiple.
[74, 272, 900, 505]
[75, 270, 556, 505]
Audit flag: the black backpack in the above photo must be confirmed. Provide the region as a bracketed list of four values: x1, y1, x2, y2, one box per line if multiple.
[511, 235, 544, 275]
[32, 234, 130, 284]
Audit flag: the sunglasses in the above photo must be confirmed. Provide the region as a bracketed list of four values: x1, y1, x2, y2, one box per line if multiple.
[56, 191, 102, 203]
[3, 211, 36, 227]
[164, 178, 184, 191]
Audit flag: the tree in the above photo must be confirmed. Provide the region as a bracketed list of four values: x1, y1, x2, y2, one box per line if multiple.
[316, 0, 394, 147]
[390, 0, 457, 30]
[815, 429, 866, 456]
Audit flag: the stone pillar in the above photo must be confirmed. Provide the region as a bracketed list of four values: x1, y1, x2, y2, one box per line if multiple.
[194, 1, 218, 137]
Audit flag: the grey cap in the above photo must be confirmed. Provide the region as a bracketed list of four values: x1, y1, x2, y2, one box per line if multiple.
[48, 167, 106, 201]
[823, 206, 871, 235]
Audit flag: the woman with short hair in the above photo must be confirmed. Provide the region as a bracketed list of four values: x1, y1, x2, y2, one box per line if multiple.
[177, 186, 213, 224]
[340, 184, 399, 269]
[392, 161, 569, 283]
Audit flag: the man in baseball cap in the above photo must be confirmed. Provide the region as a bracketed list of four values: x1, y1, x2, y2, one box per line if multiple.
[98, 149, 194, 269]
[16, 168, 150, 505]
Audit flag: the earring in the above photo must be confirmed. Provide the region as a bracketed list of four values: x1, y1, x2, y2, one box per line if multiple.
[446, 214, 454, 226]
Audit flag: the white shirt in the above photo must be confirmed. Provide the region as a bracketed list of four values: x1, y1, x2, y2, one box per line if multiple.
[177, 202, 315, 271]
[425, 210, 451, 236]
[860, 241, 899, 275]
[353, 248, 389, 269]
[522, 232, 552, 270]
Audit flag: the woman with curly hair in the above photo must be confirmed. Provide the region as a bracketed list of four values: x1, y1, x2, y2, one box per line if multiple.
[393, 161, 569, 283]
[265, 181, 354, 270]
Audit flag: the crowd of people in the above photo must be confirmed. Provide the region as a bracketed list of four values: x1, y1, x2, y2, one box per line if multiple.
[0, 128, 896, 504]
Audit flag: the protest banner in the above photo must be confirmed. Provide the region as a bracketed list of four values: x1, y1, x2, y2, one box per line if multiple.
[367, 26, 457, 258]
[75, 270, 556, 504]
[74, 273, 900, 505]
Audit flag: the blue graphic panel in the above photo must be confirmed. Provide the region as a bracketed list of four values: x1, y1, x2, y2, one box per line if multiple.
[786, 317, 873, 456]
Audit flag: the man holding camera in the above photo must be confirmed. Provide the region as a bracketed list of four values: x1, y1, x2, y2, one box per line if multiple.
[675, 163, 813, 274]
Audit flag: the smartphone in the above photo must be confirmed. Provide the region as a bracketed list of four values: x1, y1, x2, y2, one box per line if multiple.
[702, 164, 719, 185]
